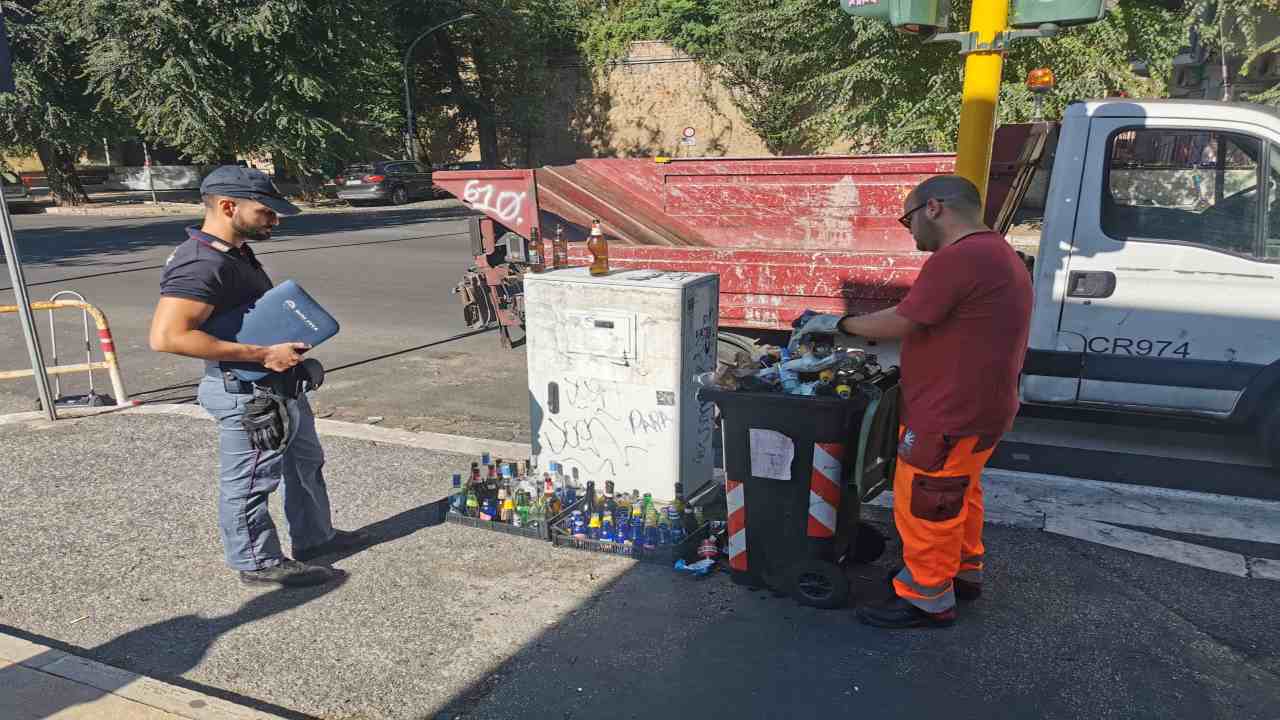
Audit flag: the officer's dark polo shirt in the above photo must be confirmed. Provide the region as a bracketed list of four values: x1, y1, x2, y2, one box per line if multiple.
[160, 227, 272, 312]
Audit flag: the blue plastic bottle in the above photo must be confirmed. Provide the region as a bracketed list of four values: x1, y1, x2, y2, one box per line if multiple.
[668, 506, 685, 544]
[616, 510, 632, 542]
[450, 473, 465, 514]
[779, 348, 801, 394]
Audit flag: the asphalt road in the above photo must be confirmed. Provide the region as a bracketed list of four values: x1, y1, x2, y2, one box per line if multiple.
[0, 204, 531, 441]
[1, 207, 1275, 499]
[2, 412, 1277, 720]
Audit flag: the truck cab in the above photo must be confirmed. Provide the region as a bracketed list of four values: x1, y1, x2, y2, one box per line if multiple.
[1020, 99, 1280, 459]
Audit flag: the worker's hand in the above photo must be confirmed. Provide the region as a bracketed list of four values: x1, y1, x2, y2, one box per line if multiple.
[789, 313, 842, 350]
[262, 342, 310, 373]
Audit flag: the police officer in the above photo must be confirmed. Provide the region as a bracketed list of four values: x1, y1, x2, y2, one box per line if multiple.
[793, 175, 1032, 628]
[149, 166, 367, 587]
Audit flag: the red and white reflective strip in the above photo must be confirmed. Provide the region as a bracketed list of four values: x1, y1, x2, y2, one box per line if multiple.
[808, 442, 843, 538]
[726, 477, 747, 572]
[97, 328, 115, 355]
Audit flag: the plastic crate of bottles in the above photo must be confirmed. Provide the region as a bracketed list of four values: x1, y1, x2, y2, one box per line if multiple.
[445, 509, 549, 541]
[549, 517, 716, 565]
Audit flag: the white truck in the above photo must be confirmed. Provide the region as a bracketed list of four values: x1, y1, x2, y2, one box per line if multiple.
[1017, 98, 1280, 465]
[435, 97, 1280, 467]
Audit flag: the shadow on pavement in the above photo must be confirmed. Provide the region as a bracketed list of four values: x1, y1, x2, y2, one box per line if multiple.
[0, 574, 347, 720]
[426, 518, 1280, 720]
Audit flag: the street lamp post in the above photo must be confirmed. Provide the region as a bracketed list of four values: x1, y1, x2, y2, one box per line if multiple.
[402, 13, 478, 160]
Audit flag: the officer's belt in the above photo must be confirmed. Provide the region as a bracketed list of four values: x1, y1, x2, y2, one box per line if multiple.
[203, 363, 300, 399]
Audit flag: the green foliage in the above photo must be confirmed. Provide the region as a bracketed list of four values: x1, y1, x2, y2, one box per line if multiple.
[576, 0, 1276, 154]
[53, 0, 395, 179]
[0, 1, 127, 203]
[399, 0, 584, 165]
[581, 0, 725, 64]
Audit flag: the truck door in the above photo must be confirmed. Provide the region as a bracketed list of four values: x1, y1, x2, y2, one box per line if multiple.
[1059, 114, 1280, 416]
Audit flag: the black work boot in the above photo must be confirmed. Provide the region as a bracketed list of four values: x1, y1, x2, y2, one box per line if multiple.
[239, 559, 336, 587]
[954, 578, 983, 602]
[856, 595, 956, 629]
[293, 529, 371, 562]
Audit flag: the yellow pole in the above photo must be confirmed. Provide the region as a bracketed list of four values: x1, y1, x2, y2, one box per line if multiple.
[954, 0, 1010, 205]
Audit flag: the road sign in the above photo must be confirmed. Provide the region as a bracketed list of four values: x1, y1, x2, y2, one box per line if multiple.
[682, 126, 696, 139]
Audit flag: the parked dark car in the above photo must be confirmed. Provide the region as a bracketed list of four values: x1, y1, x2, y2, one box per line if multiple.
[336, 160, 434, 205]
[2, 171, 36, 210]
[436, 160, 510, 172]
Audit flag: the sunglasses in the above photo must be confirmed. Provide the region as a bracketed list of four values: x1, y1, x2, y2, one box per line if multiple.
[898, 198, 942, 229]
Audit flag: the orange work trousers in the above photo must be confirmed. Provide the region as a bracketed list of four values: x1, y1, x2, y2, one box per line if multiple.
[890, 424, 999, 614]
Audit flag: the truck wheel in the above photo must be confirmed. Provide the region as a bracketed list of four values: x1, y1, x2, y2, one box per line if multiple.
[791, 559, 849, 609]
[391, 185, 409, 205]
[1259, 405, 1280, 469]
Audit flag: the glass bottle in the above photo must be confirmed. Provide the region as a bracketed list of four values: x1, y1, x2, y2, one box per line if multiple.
[587, 219, 609, 276]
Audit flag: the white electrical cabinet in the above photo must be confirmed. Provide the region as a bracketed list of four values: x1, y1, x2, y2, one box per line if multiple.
[524, 267, 719, 501]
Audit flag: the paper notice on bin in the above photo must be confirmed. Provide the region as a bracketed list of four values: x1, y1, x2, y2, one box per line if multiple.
[748, 429, 794, 481]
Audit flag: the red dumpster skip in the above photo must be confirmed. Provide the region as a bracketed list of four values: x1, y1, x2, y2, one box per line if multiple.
[432, 124, 1034, 342]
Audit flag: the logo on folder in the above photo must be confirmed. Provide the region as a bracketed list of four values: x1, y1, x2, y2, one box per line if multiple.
[284, 299, 320, 332]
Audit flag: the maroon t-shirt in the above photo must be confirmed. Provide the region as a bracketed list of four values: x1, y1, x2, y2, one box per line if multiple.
[895, 231, 1033, 437]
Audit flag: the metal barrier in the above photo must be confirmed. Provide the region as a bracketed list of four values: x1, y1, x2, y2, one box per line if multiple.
[0, 294, 132, 406]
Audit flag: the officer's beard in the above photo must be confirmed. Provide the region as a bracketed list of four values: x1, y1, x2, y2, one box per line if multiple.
[232, 216, 272, 242]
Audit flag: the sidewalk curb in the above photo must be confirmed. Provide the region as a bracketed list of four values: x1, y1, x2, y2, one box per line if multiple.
[0, 403, 531, 459]
[0, 632, 286, 719]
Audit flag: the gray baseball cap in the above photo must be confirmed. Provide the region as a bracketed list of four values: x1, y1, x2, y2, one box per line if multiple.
[200, 165, 301, 216]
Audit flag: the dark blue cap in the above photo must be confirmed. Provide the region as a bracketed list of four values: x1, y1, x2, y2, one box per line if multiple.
[200, 165, 301, 216]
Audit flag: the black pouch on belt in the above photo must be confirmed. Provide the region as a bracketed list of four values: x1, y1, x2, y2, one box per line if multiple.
[242, 391, 291, 451]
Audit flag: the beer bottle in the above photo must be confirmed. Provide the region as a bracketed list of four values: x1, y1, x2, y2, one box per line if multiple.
[543, 473, 561, 517]
[587, 219, 609, 276]
[528, 226, 545, 273]
[552, 223, 568, 269]
[603, 481, 618, 515]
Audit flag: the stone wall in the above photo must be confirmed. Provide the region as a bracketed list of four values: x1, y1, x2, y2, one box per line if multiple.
[466, 41, 775, 165]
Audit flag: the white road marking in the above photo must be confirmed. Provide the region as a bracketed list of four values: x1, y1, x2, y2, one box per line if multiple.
[1044, 516, 1249, 578]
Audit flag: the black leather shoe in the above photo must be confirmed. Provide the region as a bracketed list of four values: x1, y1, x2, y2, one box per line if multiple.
[856, 595, 956, 629]
[293, 529, 371, 562]
[239, 560, 336, 587]
[886, 565, 982, 603]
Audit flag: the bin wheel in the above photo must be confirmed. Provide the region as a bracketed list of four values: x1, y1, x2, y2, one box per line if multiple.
[792, 560, 849, 609]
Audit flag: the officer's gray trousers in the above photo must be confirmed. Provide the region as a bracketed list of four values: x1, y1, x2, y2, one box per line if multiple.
[197, 375, 335, 571]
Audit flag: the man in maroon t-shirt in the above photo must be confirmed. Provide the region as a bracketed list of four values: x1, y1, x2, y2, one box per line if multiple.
[794, 175, 1032, 628]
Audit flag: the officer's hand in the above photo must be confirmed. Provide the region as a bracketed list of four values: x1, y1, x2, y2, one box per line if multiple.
[789, 313, 842, 350]
[262, 342, 310, 372]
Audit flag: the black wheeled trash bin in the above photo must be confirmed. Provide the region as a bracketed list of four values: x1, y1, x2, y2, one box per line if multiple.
[699, 382, 898, 609]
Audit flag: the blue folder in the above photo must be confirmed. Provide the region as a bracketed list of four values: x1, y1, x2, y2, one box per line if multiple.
[202, 280, 340, 381]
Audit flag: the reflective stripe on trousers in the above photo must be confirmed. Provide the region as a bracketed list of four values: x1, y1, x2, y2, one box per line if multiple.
[891, 425, 996, 614]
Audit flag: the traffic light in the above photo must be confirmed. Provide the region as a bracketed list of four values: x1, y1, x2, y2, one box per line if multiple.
[1010, 0, 1107, 28]
[840, 0, 952, 37]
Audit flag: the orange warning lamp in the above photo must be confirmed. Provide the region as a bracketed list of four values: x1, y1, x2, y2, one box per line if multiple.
[1027, 68, 1056, 94]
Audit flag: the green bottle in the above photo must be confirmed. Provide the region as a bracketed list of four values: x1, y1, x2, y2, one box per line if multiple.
[465, 484, 479, 517]
[516, 489, 531, 527]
